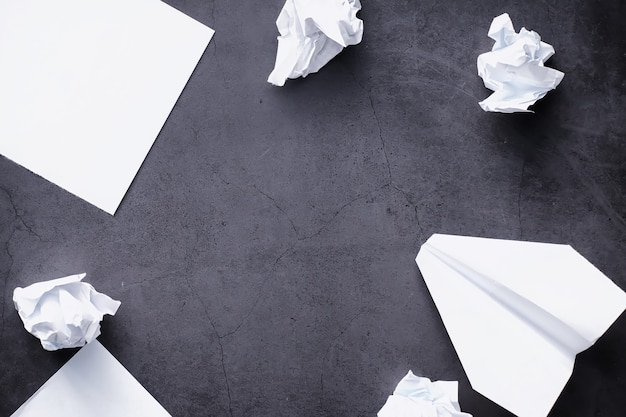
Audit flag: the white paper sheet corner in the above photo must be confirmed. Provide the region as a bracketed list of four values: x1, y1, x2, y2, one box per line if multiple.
[13, 273, 121, 351]
[0, 0, 215, 215]
[11, 340, 172, 417]
[267, 0, 363, 86]
[377, 370, 472, 417]
[415, 233, 626, 417]
[477, 13, 564, 113]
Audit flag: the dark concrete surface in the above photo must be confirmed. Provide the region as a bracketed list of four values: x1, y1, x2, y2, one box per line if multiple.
[1, 0, 625, 416]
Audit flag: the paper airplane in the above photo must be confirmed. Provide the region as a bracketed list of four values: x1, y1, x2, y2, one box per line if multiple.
[11, 340, 171, 417]
[415, 234, 626, 417]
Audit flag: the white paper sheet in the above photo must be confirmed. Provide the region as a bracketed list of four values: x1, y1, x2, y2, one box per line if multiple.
[267, 0, 363, 86]
[11, 340, 171, 417]
[415, 234, 626, 417]
[13, 273, 121, 351]
[378, 370, 472, 417]
[477, 13, 564, 112]
[0, 0, 214, 214]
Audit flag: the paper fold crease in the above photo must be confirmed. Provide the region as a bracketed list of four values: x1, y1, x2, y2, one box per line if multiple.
[415, 233, 626, 417]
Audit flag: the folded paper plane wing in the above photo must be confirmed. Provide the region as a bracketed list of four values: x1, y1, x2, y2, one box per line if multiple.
[415, 234, 626, 417]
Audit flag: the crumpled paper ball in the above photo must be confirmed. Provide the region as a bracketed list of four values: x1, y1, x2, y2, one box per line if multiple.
[477, 13, 564, 112]
[378, 371, 472, 417]
[267, 0, 363, 86]
[13, 273, 121, 351]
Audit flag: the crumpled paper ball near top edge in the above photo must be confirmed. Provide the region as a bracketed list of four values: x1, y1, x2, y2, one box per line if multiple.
[13, 273, 121, 351]
[378, 370, 472, 417]
[267, 0, 363, 86]
[477, 12, 564, 113]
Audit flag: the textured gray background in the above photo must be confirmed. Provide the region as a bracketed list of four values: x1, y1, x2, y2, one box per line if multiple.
[1, 0, 625, 416]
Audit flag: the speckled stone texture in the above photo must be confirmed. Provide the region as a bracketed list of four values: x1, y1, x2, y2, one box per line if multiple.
[1, 0, 625, 416]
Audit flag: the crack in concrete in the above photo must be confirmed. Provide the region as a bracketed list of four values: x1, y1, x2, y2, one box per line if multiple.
[557, 145, 626, 235]
[210, 0, 217, 22]
[272, 245, 293, 268]
[387, 183, 425, 238]
[0, 186, 44, 341]
[0, 186, 42, 241]
[338, 62, 394, 183]
[1, 233, 14, 342]
[253, 185, 384, 242]
[211, 166, 386, 245]
[220, 185, 387, 342]
[300, 187, 386, 241]
[344, 70, 426, 241]
[210, 36, 227, 85]
[414, 205, 425, 237]
[209, 166, 232, 187]
[220, 245, 294, 340]
[319, 310, 365, 395]
[366, 93, 393, 183]
[183, 275, 234, 417]
[543, 0, 557, 40]
[538, 0, 558, 12]
[208, 2, 227, 86]
[401, 77, 479, 101]
[187, 117, 202, 144]
[219, 182, 398, 342]
[254, 186, 299, 238]
[239, 63, 425, 245]
[121, 274, 173, 289]
[518, 159, 526, 239]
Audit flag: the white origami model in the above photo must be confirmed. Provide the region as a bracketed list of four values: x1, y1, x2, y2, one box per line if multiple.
[13, 273, 121, 351]
[378, 370, 472, 417]
[11, 340, 171, 417]
[477, 13, 564, 112]
[267, 0, 363, 86]
[416, 234, 626, 417]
